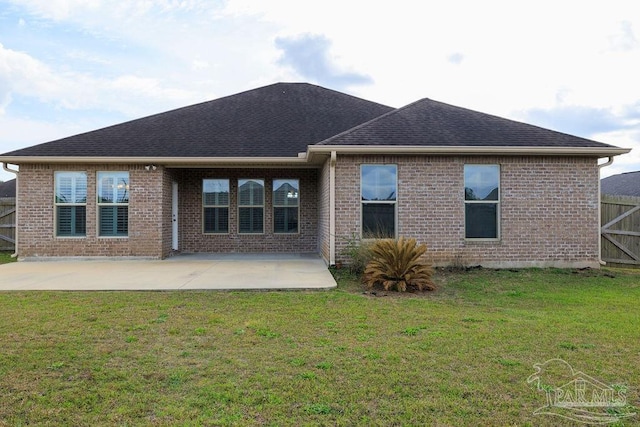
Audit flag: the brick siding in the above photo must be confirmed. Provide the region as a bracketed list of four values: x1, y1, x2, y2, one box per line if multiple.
[318, 159, 331, 261]
[333, 155, 601, 268]
[17, 163, 167, 258]
[16, 156, 601, 267]
[178, 169, 318, 253]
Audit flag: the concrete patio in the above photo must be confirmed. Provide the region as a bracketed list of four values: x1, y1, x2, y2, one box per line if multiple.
[0, 253, 337, 291]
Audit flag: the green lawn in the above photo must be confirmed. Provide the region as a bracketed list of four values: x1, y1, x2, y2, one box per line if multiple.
[0, 266, 638, 426]
[0, 251, 15, 264]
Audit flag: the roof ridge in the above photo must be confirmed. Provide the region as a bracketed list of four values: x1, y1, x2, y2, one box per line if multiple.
[315, 98, 428, 146]
[286, 82, 394, 111]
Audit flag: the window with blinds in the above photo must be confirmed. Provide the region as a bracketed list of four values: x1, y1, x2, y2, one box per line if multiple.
[54, 171, 87, 237]
[464, 165, 500, 239]
[273, 179, 299, 234]
[203, 179, 229, 233]
[361, 165, 397, 238]
[238, 179, 264, 234]
[97, 172, 129, 237]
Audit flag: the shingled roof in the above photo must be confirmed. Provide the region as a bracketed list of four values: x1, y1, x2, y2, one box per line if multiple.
[0, 83, 628, 162]
[317, 98, 615, 148]
[0, 83, 393, 158]
[601, 171, 640, 197]
[0, 179, 15, 198]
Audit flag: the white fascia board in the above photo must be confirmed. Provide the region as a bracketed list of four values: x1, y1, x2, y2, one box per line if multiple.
[307, 145, 631, 157]
[0, 156, 312, 166]
[1, 144, 632, 166]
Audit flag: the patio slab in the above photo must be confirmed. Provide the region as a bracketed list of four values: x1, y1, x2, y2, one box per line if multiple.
[0, 253, 337, 291]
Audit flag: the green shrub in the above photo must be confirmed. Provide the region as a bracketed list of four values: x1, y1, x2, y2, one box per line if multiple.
[339, 233, 375, 274]
[363, 237, 435, 292]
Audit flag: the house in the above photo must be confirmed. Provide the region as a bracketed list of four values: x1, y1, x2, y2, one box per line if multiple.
[601, 170, 640, 197]
[0, 83, 630, 267]
[0, 178, 16, 199]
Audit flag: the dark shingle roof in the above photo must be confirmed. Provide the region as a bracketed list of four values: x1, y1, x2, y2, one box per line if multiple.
[601, 171, 640, 197]
[1, 83, 394, 158]
[317, 98, 615, 148]
[0, 179, 16, 198]
[0, 84, 624, 161]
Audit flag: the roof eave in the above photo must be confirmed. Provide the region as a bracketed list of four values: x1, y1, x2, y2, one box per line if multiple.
[307, 145, 631, 158]
[0, 156, 312, 166]
[1, 145, 631, 167]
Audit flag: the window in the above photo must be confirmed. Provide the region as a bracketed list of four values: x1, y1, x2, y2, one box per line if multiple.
[55, 172, 87, 237]
[464, 165, 500, 239]
[361, 165, 397, 238]
[203, 179, 229, 233]
[238, 179, 264, 233]
[97, 172, 129, 237]
[273, 179, 299, 233]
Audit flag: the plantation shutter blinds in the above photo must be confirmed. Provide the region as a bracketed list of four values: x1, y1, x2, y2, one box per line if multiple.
[238, 179, 264, 233]
[54, 172, 87, 237]
[100, 206, 115, 233]
[273, 179, 299, 233]
[97, 172, 129, 236]
[56, 176, 73, 203]
[203, 179, 229, 233]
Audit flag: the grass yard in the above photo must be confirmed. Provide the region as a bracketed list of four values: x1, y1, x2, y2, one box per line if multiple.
[0, 251, 15, 264]
[0, 265, 638, 426]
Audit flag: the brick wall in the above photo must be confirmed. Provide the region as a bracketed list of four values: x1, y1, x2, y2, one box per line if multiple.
[16, 155, 601, 267]
[334, 155, 601, 268]
[317, 159, 331, 262]
[178, 168, 318, 253]
[17, 163, 166, 258]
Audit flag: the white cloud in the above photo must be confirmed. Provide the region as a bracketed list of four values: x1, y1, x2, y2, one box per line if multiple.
[275, 34, 372, 90]
[0, 43, 200, 117]
[0, 0, 639, 180]
[191, 59, 209, 71]
[0, 114, 91, 181]
[0, 42, 62, 102]
[607, 20, 639, 52]
[594, 128, 640, 178]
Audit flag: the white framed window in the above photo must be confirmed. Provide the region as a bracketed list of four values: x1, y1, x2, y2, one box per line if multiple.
[238, 179, 264, 234]
[464, 164, 500, 239]
[361, 164, 397, 238]
[273, 179, 299, 234]
[203, 179, 229, 234]
[97, 172, 129, 237]
[54, 171, 87, 237]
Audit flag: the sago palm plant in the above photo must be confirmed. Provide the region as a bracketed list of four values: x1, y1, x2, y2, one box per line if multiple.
[363, 237, 435, 292]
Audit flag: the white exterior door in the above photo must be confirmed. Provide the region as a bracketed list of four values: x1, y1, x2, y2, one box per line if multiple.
[172, 181, 179, 251]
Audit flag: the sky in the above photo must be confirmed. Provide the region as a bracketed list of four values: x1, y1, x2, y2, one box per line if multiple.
[1, 0, 639, 182]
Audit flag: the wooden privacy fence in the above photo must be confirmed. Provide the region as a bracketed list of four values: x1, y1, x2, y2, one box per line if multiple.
[0, 198, 15, 251]
[601, 194, 640, 267]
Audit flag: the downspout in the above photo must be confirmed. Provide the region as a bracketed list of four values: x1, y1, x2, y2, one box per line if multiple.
[597, 156, 614, 265]
[2, 163, 18, 258]
[329, 151, 337, 265]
